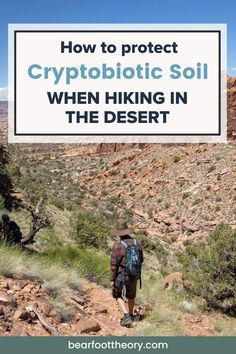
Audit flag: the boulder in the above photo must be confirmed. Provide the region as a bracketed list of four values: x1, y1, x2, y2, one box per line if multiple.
[211, 184, 220, 192]
[0, 293, 11, 304]
[133, 209, 149, 220]
[154, 212, 174, 226]
[0, 279, 10, 289]
[14, 309, 34, 321]
[149, 190, 156, 197]
[71, 295, 86, 306]
[92, 303, 108, 314]
[21, 284, 34, 293]
[13, 309, 24, 320]
[12, 285, 22, 292]
[164, 272, 183, 289]
[182, 222, 200, 233]
[75, 319, 101, 334]
[178, 171, 189, 180]
[37, 302, 53, 317]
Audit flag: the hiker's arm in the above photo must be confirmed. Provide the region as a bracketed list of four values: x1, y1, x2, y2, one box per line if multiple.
[2, 224, 9, 240]
[110, 243, 120, 281]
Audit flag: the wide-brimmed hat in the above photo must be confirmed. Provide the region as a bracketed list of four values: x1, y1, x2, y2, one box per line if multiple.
[114, 220, 134, 237]
[1, 214, 9, 222]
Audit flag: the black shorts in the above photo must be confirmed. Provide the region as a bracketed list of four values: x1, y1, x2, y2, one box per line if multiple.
[113, 272, 137, 300]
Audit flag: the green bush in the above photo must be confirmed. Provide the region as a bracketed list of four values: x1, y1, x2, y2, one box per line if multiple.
[182, 192, 190, 200]
[5, 163, 21, 183]
[173, 155, 181, 163]
[121, 208, 134, 222]
[44, 245, 110, 286]
[134, 232, 169, 268]
[51, 198, 65, 210]
[0, 149, 14, 209]
[207, 164, 216, 173]
[0, 195, 5, 209]
[73, 209, 109, 249]
[179, 224, 236, 314]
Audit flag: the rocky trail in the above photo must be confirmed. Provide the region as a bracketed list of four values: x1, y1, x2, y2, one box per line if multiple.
[182, 313, 218, 336]
[1, 274, 232, 337]
[0, 275, 131, 336]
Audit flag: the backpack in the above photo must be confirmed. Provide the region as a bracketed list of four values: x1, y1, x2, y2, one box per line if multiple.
[6, 221, 22, 244]
[120, 239, 142, 282]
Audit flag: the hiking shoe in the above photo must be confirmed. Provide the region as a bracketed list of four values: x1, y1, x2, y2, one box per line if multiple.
[120, 314, 132, 327]
[129, 314, 138, 322]
[133, 314, 143, 322]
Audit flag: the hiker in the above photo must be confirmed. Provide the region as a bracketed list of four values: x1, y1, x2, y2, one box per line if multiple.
[110, 220, 144, 327]
[1, 214, 22, 245]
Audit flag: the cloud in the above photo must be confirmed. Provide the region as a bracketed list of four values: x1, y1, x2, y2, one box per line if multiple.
[232, 68, 236, 71]
[0, 87, 8, 101]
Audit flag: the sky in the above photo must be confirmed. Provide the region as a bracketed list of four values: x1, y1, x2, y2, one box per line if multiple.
[0, 0, 235, 93]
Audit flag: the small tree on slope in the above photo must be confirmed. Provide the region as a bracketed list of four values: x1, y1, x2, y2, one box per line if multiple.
[180, 224, 236, 314]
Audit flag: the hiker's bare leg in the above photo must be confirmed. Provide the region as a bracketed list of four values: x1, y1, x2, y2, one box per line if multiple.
[128, 298, 135, 315]
[117, 297, 128, 315]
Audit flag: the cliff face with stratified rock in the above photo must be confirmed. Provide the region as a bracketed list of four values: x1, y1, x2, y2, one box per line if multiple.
[98, 76, 236, 153]
[0, 78, 236, 338]
[97, 143, 146, 154]
[0, 76, 235, 149]
[0, 101, 7, 119]
[227, 76, 236, 139]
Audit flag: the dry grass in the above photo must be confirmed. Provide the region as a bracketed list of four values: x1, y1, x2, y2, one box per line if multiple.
[0, 241, 82, 299]
[213, 313, 236, 336]
[134, 271, 183, 336]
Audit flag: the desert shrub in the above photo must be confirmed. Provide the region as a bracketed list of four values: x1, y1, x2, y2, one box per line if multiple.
[51, 198, 65, 210]
[135, 233, 157, 253]
[5, 163, 21, 183]
[134, 232, 169, 268]
[121, 208, 134, 222]
[171, 235, 178, 243]
[0, 149, 14, 209]
[73, 209, 109, 249]
[182, 192, 190, 200]
[44, 245, 110, 286]
[207, 164, 216, 173]
[173, 155, 181, 163]
[215, 196, 222, 202]
[18, 175, 47, 204]
[109, 170, 117, 176]
[179, 224, 236, 314]
[192, 198, 202, 206]
[0, 195, 5, 209]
